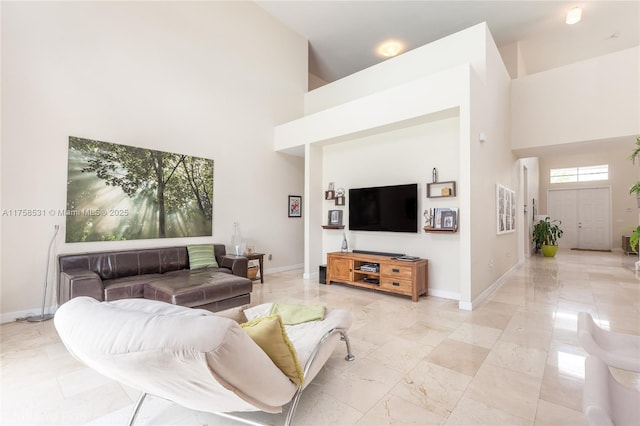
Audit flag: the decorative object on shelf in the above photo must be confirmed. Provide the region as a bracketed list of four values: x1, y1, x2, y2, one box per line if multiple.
[27, 225, 59, 322]
[328, 210, 343, 226]
[341, 232, 348, 252]
[288, 195, 301, 218]
[427, 181, 456, 198]
[432, 168, 438, 183]
[335, 195, 345, 206]
[231, 221, 246, 255]
[496, 184, 516, 234]
[325, 182, 335, 200]
[423, 208, 458, 232]
[423, 210, 432, 227]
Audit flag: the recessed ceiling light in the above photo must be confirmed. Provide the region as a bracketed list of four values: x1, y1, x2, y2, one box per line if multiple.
[377, 40, 404, 57]
[566, 7, 582, 25]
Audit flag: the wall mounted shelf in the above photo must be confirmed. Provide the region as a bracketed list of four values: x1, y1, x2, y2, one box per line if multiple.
[322, 225, 345, 230]
[423, 227, 458, 233]
[427, 181, 456, 198]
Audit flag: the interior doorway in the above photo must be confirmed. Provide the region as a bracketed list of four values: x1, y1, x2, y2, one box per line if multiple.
[547, 187, 611, 250]
[523, 165, 530, 256]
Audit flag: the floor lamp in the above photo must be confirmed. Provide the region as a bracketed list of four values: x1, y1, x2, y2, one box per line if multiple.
[27, 225, 59, 322]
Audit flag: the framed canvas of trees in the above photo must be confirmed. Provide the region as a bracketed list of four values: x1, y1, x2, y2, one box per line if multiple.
[65, 136, 213, 242]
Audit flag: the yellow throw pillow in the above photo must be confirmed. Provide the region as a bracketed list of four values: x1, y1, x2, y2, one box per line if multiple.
[240, 315, 304, 386]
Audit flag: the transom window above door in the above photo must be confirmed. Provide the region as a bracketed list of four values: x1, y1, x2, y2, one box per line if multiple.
[550, 165, 609, 184]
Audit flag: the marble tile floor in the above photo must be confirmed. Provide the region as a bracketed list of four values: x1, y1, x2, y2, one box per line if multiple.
[1, 250, 639, 425]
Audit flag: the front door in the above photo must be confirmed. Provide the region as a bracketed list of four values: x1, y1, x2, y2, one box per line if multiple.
[548, 188, 611, 250]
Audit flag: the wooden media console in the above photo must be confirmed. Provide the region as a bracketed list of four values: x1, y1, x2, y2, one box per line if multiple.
[326, 251, 428, 302]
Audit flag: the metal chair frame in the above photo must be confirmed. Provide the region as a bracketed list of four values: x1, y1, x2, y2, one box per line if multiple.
[128, 327, 355, 426]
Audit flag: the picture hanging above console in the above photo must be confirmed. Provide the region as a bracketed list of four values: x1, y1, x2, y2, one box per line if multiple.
[427, 181, 456, 198]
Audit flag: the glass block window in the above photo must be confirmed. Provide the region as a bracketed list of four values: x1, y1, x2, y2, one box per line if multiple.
[550, 165, 608, 183]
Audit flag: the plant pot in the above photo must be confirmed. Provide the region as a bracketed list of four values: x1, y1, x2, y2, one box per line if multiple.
[541, 244, 558, 257]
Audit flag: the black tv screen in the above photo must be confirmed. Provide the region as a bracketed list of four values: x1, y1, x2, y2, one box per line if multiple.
[349, 184, 418, 233]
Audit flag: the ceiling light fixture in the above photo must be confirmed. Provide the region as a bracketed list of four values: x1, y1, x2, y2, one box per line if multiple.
[377, 40, 403, 57]
[566, 7, 582, 25]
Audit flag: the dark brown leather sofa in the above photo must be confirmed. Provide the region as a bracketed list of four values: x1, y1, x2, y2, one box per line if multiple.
[58, 244, 252, 312]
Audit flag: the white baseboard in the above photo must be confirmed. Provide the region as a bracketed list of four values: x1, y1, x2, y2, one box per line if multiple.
[463, 259, 524, 311]
[1, 305, 57, 324]
[427, 288, 460, 301]
[303, 272, 320, 280]
[263, 263, 304, 275]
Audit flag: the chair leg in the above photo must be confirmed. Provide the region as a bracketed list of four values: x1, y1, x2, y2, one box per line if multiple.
[128, 393, 147, 426]
[339, 329, 355, 362]
[282, 328, 355, 425]
[284, 387, 304, 426]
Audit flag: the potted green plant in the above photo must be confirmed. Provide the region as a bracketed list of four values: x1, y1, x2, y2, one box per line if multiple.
[532, 217, 563, 257]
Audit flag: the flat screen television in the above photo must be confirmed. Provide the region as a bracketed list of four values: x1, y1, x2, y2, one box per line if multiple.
[349, 183, 418, 233]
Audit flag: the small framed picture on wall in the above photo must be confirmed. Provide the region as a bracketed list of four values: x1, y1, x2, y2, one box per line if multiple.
[288, 195, 302, 218]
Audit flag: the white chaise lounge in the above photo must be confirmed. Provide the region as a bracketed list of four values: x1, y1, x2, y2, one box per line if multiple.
[578, 312, 640, 426]
[54, 297, 354, 425]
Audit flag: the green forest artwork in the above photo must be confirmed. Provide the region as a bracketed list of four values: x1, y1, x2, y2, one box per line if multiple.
[66, 136, 213, 242]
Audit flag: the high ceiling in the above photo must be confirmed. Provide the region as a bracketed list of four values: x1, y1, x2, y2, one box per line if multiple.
[256, 0, 639, 83]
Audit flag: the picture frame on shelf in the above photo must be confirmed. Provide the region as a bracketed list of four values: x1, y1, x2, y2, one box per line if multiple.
[328, 210, 343, 226]
[288, 195, 302, 218]
[441, 210, 457, 230]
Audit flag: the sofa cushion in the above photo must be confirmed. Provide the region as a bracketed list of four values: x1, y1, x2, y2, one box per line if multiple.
[187, 245, 218, 270]
[144, 269, 252, 307]
[103, 274, 164, 301]
[241, 314, 304, 386]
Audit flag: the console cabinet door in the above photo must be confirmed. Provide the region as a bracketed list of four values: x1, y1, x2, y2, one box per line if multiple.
[328, 257, 352, 282]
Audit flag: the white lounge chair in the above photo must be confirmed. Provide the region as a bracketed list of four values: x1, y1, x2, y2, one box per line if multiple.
[583, 356, 640, 426]
[577, 312, 640, 372]
[54, 297, 354, 425]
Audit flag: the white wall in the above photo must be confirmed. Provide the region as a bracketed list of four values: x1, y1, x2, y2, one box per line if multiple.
[516, 158, 540, 258]
[466, 27, 515, 305]
[275, 65, 470, 291]
[0, 1, 307, 321]
[322, 118, 461, 298]
[275, 22, 518, 308]
[304, 23, 488, 115]
[511, 47, 640, 151]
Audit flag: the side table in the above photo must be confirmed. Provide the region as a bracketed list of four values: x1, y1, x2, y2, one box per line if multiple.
[244, 253, 265, 283]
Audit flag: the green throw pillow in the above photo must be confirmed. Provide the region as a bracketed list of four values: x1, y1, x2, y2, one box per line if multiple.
[240, 314, 304, 386]
[187, 244, 218, 270]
